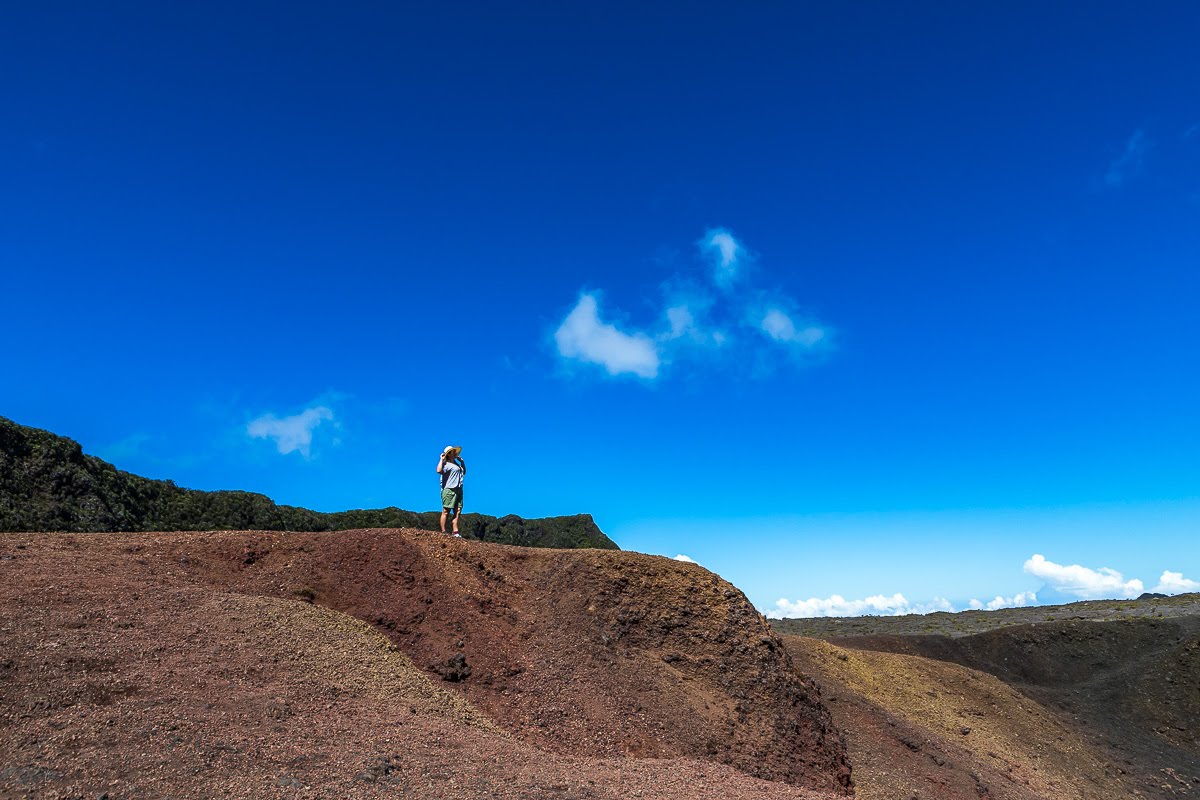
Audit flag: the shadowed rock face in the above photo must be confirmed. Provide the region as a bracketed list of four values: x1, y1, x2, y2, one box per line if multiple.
[820, 617, 1200, 798]
[0, 529, 853, 797]
[785, 637, 1117, 800]
[0, 415, 617, 549]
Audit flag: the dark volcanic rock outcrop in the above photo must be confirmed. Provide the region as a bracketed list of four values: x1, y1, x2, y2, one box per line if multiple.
[0, 415, 616, 549]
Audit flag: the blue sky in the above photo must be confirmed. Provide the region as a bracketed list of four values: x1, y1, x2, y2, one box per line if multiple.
[4, 2, 1199, 616]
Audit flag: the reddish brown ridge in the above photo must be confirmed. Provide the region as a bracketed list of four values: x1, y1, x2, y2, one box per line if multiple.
[0, 529, 851, 799]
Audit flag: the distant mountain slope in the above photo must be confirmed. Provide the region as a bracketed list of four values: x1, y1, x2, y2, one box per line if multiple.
[0, 415, 616, 549]
[775, 601, 1200, 799]
[780, 634, 1136, 800]
[770, 592, 1200, 638]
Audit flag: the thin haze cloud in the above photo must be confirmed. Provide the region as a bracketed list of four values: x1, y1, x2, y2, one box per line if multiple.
[663, 305, 697, 341]
[699, 228, 746, 289]
[247, 406, 335, 458]
[760, 308, 826, 347]
[1104, 129, 1151, 188]
[659, 299, 726, 346]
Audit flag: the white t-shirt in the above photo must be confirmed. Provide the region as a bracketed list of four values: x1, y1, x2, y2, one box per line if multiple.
[441, 460, 464, 489]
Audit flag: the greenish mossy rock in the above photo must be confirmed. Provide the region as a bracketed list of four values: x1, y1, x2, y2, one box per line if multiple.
[0, 416, 617, 550]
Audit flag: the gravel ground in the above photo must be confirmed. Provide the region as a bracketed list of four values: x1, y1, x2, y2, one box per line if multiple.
[783, 635, 1141, 800]
[0, 530, 844, 799]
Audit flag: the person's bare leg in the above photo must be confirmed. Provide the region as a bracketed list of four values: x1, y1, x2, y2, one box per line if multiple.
[451, 507, 460, 534]
[440, 508, 448, 533]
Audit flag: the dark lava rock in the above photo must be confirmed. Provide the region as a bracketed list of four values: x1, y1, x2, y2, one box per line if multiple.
[434, 652, 472, 682]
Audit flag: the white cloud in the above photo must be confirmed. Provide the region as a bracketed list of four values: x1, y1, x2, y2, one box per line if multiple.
[664, 305, 697, 340]
[760, 308, 826, 347]
[766, 593, 954, 619]
[968, 591, 1038, 611]
[1104, 129, 1151, 187]
[673, 554, 698, 564]
[699, 228, 747, 288]
[767, 557, 1197, 621]
[554, 294, 660, 378]
[659, 301, 727, 348]
[1023, 554, 1144, 599]
[553, 229, 831, 380]
[1152, 570, 1200, 595]
[247, 406, 335, 458]
[910, 597, 955, 614]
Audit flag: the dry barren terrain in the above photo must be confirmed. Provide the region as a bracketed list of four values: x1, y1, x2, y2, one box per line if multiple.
[3, 528, 1195, 799]
[0, 529, 848, 799]
[776, 600, 1200, 799]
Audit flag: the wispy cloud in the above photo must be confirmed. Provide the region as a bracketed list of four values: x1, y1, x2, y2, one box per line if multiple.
[1023, 553, 1144, 599]
[247, 405, 336, 459]
[673, 554, 699, 564]
[664, 305, 698, 340]
[1104, 129, 1152, 188]
[552, 229, 831, 380]
[554, 294, 660, 378]
[759, 308, 826, 348]
[659, 296, 727, 348]
[1152, 570, 1200, 594]
[699, 227, 750, 289]
[767, 593, 954, 619]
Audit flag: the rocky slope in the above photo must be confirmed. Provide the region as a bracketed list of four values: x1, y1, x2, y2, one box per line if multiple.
[777, 606, 1200, 799]
[0, 415, 616, 549]
[0, 529, 852, 799]
[783, 635, 1143, 799]
[820, 618, 1200, 797]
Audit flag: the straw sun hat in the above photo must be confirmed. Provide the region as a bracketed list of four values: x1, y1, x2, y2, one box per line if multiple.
[442, 445, 462, 458]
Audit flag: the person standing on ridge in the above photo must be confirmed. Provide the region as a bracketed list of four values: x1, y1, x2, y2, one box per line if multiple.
[437, 445, 465, 536]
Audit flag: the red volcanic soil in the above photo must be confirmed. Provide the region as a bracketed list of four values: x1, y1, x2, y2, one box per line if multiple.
[0, 529, 851, 799]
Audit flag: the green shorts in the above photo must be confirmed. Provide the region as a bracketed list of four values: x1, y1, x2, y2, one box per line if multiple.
[441, 486, 463, 511]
